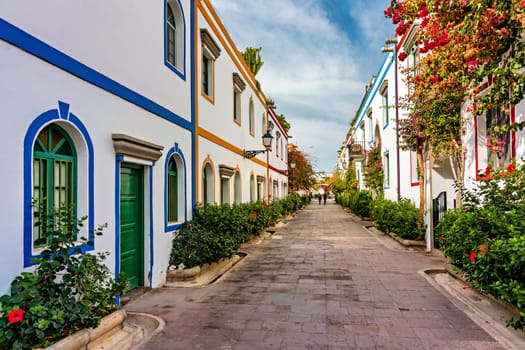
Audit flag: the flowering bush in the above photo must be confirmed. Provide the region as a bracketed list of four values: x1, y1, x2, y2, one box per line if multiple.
[363, 143, 384, 199]
[436, 162, 525, 330]
[0, 204, 128, 349]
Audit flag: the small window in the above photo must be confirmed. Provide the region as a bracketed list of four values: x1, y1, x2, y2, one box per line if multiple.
[411, 151, 420, 185]
[234, 172, 241, 204]
[233, 73, 246, 124]
[262, 113, 267, 137]
[166, 0, 185, 77]
[33, 124, 76, 247]
[380, 82, 389, 128]
[383, 151, 390, 188]
[167, 158, 178, 222]
[275, 132, 281, 158]
[477, 106, 512, 169]
[367, 109, 373, 143]
[203, 162, 214, 204]
[249, 99, 255, 135]
[250, 174, 255, 202]
[200, 29, 220, 101]
[221, 178, 229, 205]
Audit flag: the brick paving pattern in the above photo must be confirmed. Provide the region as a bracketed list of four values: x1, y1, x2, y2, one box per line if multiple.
[126, 200, 505, 349]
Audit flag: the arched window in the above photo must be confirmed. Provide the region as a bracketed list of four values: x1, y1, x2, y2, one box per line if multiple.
[166, 0, 185, 77]
[33, 124, 76, 247]
[250, 174, 255, 202]
[167, 158, 178, 222]
[166, 4, 177, 67]
[203, 163, 214, 204]
[234, 172, 241, 204]
[249, 99, 255, 135]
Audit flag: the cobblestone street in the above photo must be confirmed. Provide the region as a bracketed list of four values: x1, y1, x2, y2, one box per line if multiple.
[126, 201, 511, 349]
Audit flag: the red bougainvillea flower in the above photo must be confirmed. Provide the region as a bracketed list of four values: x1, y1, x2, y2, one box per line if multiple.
[469, 251, 476, 263]
[485, 166, 492, 175]
[520, 0, 525, 9]
[438, 235, 445, 241]
[507, 163, 516, 174]
[430, 76, 439, 83]
[478, 243, 488, 255]
[398, 51, 408, 61]
[7, 308, 25, 324]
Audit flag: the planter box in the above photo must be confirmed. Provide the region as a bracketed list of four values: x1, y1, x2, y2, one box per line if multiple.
[45, 310, 126, 350]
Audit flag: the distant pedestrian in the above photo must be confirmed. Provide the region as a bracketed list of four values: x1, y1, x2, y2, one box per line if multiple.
[318, 188, 325, 205]
[323, 192, 327, 205]
[318, 192, 322, 205]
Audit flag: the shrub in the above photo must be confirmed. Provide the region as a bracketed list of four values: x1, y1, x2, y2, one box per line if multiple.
[370, 198, 424, 240]
[170, 194, 308, 269]
[0, 204, 128, 350]
[437, 163, 525, 330]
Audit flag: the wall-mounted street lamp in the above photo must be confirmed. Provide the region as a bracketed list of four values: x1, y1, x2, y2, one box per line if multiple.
[244, 130, 273, 158]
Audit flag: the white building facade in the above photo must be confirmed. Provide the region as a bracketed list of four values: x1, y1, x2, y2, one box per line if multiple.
[0, 0, 195, 293]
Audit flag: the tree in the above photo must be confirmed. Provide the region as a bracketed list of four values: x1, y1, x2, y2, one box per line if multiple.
[385, 0, 525, 228]
[288, 146, 315, 192]
[241, 47, 264, 76]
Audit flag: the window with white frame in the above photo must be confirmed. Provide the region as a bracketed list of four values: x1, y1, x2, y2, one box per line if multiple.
[250, 174, 255, 202]
[233, 73, 246, 123]
[380, 81, 389, 128]
[200, 29, 221, 100]
[383, 151, 390, 187]
[367, 108, 373, 143]
[410, 151, 420, 184]
[476, 105, 512, 169]
[249, 99, 255, 135]
[203, 162, 214, 204]
[276, 131, 281, 157]
[234, 171, 241, 204]
[166, 0, 184, 75]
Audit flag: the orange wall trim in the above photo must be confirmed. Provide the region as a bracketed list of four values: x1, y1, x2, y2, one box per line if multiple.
[197, 127, 267, 167]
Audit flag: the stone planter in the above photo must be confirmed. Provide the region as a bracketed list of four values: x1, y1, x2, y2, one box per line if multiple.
[41, 310, 163, 350]
[45, 310, 126, 350]
[166, 254, 244, 287]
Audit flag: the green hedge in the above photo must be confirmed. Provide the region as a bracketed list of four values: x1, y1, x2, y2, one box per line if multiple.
[370, 198, 424, 240]
[335, 190, 371, 217]
[436, 163, 525, 330]
[170, 194, 308, 269]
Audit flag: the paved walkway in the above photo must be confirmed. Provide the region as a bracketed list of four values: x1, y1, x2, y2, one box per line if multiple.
[126, 200, 509, 349]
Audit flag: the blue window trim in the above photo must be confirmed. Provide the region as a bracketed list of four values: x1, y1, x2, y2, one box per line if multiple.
[23, 101, 94, 267]
[164, 143, 188, 232]
[0, 19, 191, 131]
[164, 0, 187, 80]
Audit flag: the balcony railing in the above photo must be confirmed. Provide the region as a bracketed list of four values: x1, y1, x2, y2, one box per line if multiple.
[347, 141, 366, 160]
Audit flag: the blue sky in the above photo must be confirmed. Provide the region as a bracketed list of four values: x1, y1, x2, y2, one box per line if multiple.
[212, 0, 394, 173]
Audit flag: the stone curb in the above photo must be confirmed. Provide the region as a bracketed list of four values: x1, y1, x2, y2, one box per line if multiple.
[420, 268, 525, 350]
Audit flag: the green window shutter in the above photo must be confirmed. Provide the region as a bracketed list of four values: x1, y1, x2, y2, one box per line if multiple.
[32, 124, 76, 247]
[167, 159, 178, 222]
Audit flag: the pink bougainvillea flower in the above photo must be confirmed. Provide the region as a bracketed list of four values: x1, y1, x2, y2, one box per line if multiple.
[7, 308, 25, 324]
[469, 251, 476, 263]
[520, 0, 525, 9]
[478, 243, 488, 255]
[430, 76, 439, 83]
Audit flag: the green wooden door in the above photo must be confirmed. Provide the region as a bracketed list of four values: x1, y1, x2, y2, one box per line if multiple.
[120, 164, 144, 289]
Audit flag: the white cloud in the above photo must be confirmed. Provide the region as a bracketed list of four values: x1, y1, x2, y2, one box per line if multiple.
[212, 0, 392, 172]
